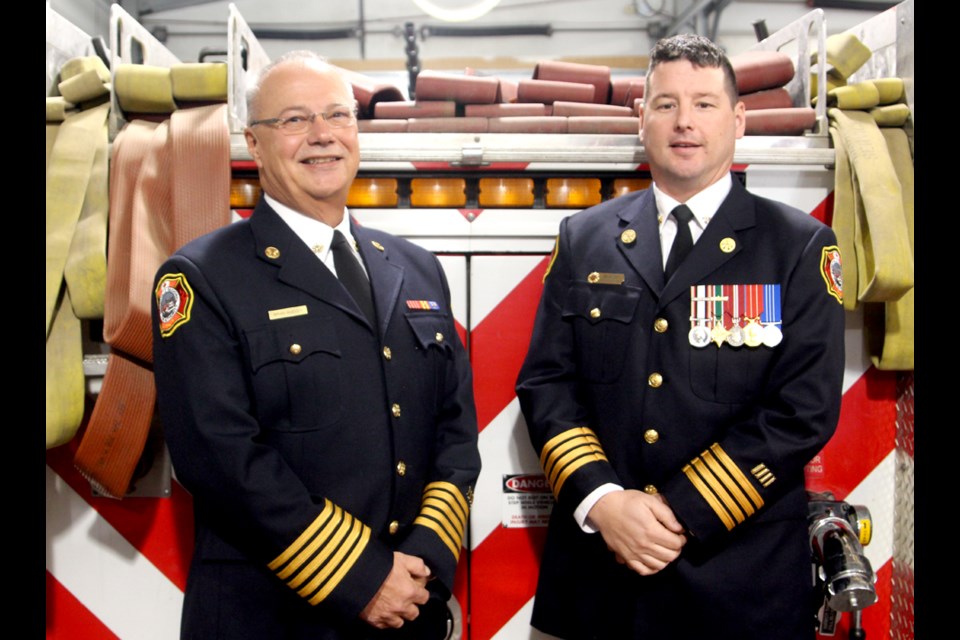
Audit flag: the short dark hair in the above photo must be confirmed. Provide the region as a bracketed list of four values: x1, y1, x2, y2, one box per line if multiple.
[647, 34, 738, 104]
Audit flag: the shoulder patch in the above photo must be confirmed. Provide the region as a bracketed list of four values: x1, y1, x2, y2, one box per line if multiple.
[819, 246, 843, 304]
[156, 273, 195, 337]
[542, 236, 559, 283]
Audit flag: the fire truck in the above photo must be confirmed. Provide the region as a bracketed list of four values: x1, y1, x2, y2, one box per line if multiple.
[46, 2, 913, 638]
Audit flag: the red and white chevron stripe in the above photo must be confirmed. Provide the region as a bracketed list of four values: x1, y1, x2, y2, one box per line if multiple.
[45, 168, 909, 640]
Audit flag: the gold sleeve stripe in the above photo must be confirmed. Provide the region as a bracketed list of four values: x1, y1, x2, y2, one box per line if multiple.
[540, 427, 609, 497]
[286, 506, 353, 589]
[419, 495, 466, 541]
[412, 482, 470, 559]
[267, 499, 371, 606]
[551, 453, 605, 498]
[691, 457, 746, 524]
[541, 431, 583, 477]
[701, 450, 756, 518]
[420, 496, 467, 537]
[544, 442, 596, 485]
[268, 499, 336, 571]
[414, 513, 462, 559]
[306, 519, 371, 605]
[683, 463, 736, 531]
[276, 505, 342, 582]
[710, 444, 764, 508]
[422, 482, 469, 523]
[540, 427, 601, 471]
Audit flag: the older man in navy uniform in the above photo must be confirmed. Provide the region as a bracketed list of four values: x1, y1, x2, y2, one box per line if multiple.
[516, 34, 845, 639]
[152, 51, 480, 639]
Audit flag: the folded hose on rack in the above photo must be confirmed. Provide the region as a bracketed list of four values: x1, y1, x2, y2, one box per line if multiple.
[820, 36, 914, 371]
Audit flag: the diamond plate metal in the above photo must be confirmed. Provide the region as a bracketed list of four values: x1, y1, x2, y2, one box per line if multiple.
[891, 372, 914, 640]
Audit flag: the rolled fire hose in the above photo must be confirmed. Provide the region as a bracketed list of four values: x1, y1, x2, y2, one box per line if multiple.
[414, 69, 502, 104]
[533, 60, 611, 104]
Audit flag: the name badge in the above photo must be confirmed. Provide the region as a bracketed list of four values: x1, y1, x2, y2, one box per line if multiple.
[268, 305, 309, 320]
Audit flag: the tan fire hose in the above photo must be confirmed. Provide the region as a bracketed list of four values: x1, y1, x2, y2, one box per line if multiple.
[818, 33, 914, 370]
[46, 56, 111, 449]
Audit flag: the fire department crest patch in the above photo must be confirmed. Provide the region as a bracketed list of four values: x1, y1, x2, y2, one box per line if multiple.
[819, 246, 843, 304]
[156, 273, 195, 337]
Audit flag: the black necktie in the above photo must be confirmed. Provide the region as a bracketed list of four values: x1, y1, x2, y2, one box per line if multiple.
[664, 204, 694, 280]
[331, 230, 375, 322]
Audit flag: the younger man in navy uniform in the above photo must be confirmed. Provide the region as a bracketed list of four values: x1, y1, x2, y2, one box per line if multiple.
[152, 51, 480, 639]
[516, 34, 845, 639]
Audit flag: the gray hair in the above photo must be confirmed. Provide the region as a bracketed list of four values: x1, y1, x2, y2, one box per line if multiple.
[647, 34, 738, 104]
[246, 50, 356, 124]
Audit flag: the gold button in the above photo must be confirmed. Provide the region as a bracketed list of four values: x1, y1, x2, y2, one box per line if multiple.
[643, 484, 658, 495]
[289, 344, 302, 355]
[648, 372, 663, 388]
[654, 318, 668, 333]
[590, 308, 601, 319]
[621, 229, 637, 244]
[720, 237, 736, 253]
[372, 241, 385, 252]
[396, 461, 406, 476]
[388, 520, 400, 535]
[435, 332, 444, 343]
[643, 429, 659, 444]
[264, 246, 280, 259]
[382, 346, 392, 360]
[391, 403, 401, 418]
[587, 271, 600, 283]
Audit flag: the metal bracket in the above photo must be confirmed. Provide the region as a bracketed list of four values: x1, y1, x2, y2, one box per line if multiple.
[451, 144, 488, 167]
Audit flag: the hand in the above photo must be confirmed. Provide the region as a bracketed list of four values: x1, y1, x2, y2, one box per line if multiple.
[359, 552, 432, 629]
[587, 489, 687, 576]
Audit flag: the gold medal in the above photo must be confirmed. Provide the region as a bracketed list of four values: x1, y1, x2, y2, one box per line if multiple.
[743, 319, 763, 347]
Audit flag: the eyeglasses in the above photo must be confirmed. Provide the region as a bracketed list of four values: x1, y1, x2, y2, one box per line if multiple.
[250, 106, 358, 134]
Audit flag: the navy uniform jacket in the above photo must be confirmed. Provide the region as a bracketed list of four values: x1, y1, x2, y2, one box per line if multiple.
[152, 200, 480, 640]
[515, 177, 845, 640]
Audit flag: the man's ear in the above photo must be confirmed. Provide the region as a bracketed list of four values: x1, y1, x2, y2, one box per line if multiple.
[244, 128, 262, 167]
[733, 100, 746, 139]
[637, 102, 645, 143]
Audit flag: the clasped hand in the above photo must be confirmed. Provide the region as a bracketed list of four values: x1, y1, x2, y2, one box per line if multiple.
[588, 489, 688, 576]
[360, 551, 431, 629]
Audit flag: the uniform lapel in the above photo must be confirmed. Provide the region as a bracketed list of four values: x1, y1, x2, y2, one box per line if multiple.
[249, 201, 372, 326]
[660, 177, 757, 307]
[352, 221, 404, 338]
[616, 189, 666, 297]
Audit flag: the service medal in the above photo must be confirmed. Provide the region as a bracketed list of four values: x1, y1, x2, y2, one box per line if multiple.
[743, 320, 764, 347]
[689, 285, 711, 348]
[726, 324, 745, 347]
[726, 284, 744, 347]
[762, 323, 783, 347]
[689, 324, 711, 348]
[743, 284, 764, 348]
[709, 284, 729, 347]
[760, 284, 783, 348]
[711, 321, 729, 347]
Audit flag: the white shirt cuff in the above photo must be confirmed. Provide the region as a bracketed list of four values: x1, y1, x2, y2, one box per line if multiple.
[573, 483, 624, 533]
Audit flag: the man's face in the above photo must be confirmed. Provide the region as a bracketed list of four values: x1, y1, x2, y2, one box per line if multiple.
[639, 59, 745, 202]
[244, 61, 360, 219]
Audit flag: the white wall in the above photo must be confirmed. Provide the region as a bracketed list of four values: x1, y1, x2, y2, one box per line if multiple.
[49, 0, 885, 67]
[49, 0, 112, 44]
